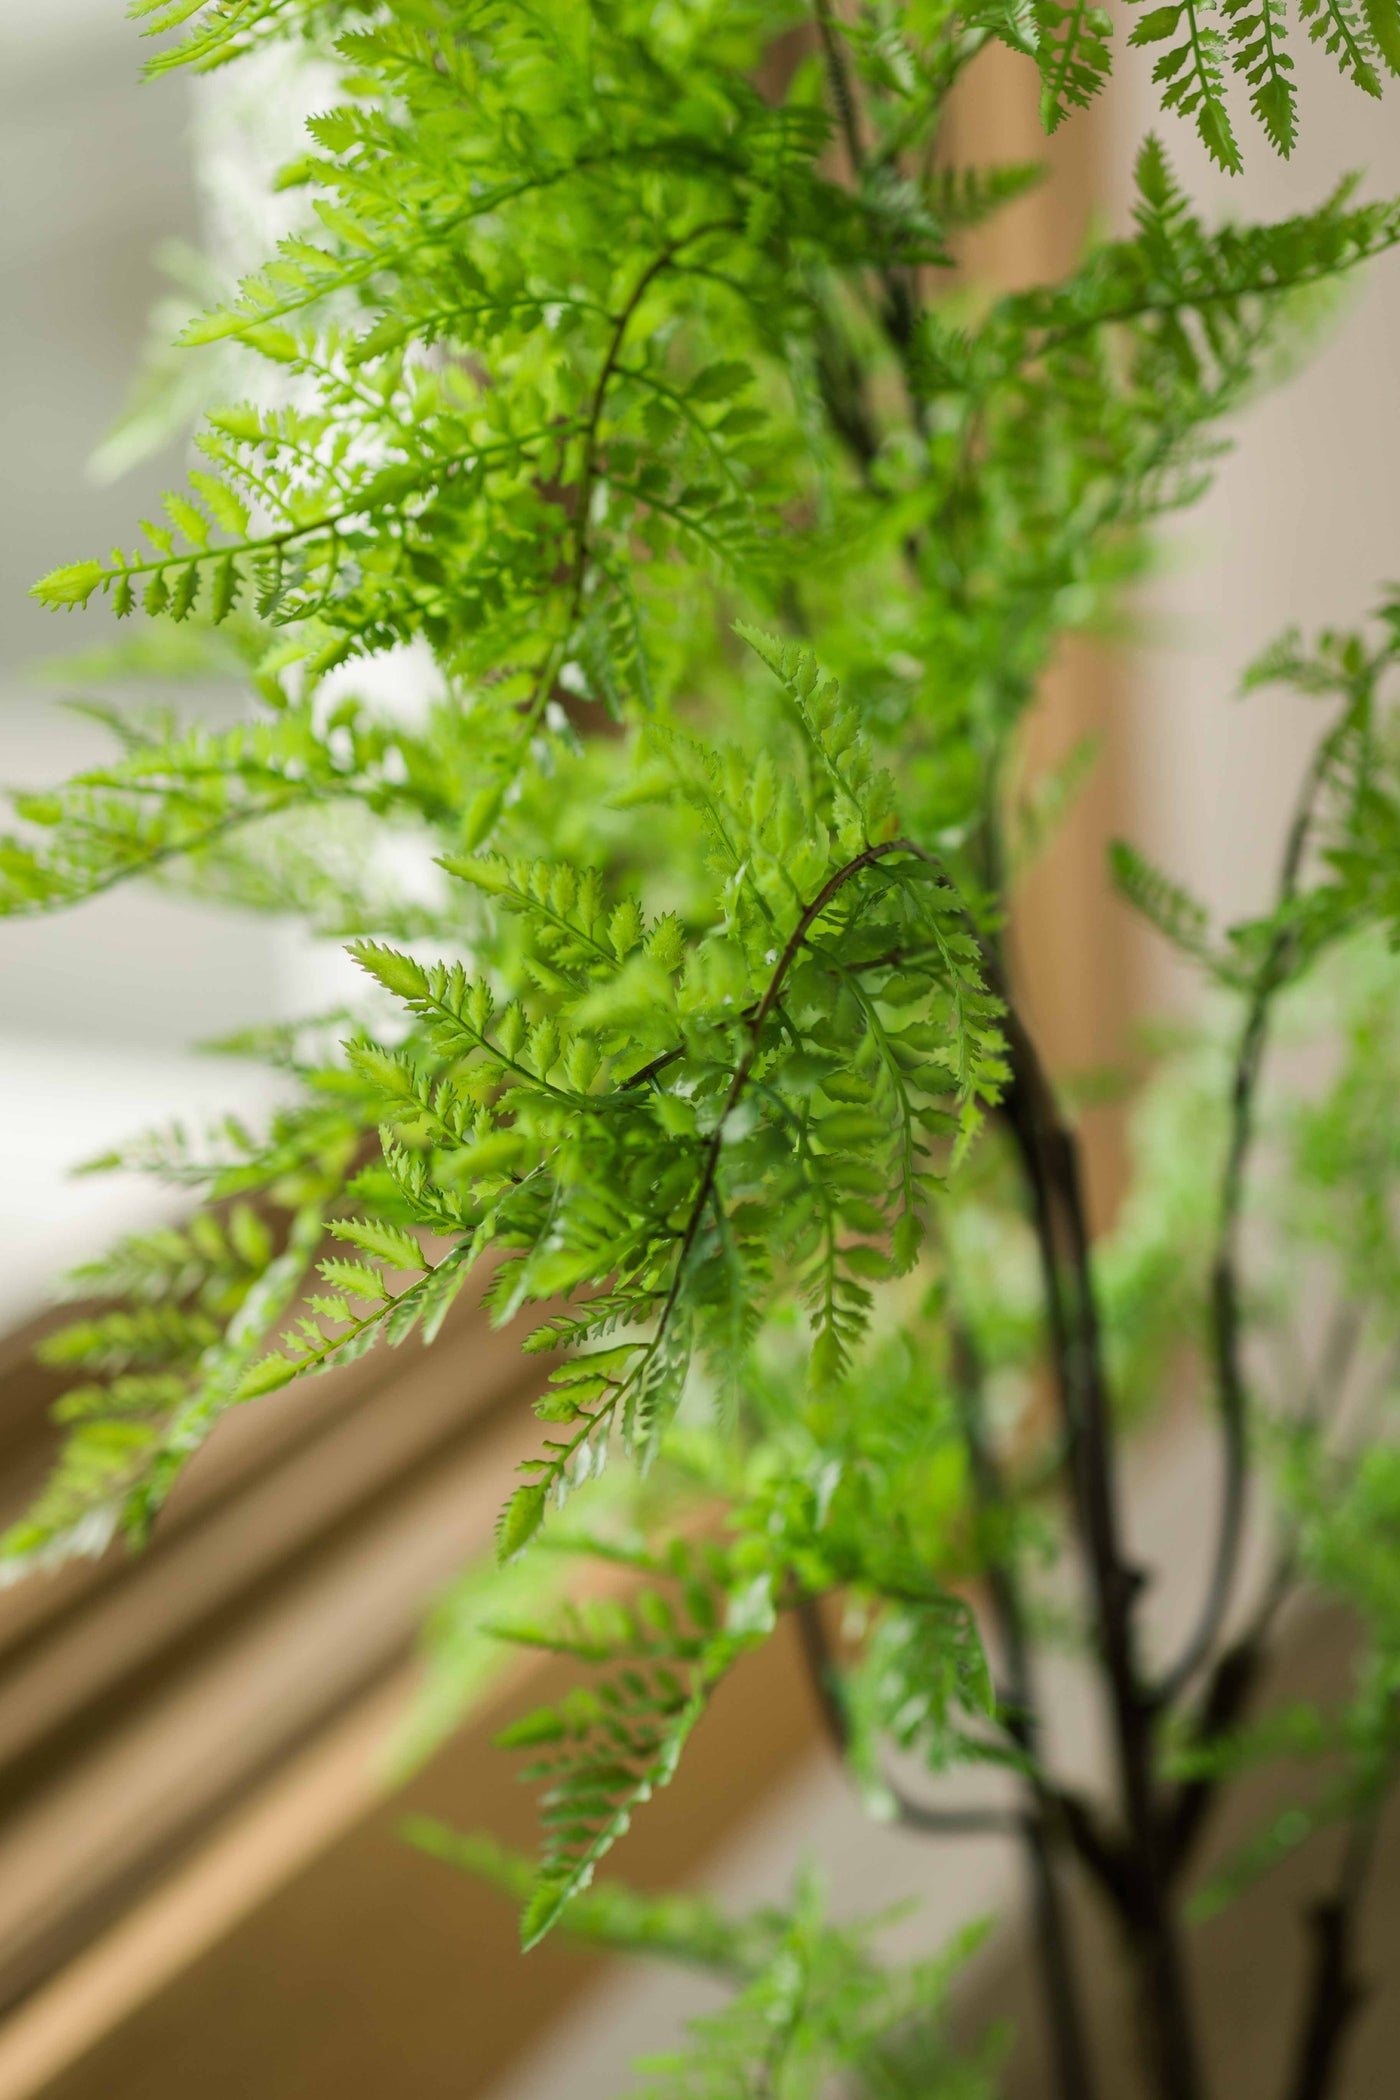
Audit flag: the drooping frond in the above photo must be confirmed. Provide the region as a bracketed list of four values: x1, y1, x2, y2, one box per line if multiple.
[1035, 0, 1114, 131]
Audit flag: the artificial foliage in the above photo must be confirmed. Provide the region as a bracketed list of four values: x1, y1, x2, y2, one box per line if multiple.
[7, 2, 1400, 2096]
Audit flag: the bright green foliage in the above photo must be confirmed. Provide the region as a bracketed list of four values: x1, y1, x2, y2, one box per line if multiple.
[1035, 0, 1115, 132]
[1224, 0, 1298, 154]
[403, 1824, 784, 1976]
[1127, 0, 1398, 167]
[409, 1839, 1001, 2099]
[8, 5, 1400, 2096]
[1299, 0, 1385, 97]
[478, 1534, 797, 1945]
[3, 1202, 331, 1567]
[622, 1874, 998, 2100]
[1109, 841, 1233, 983]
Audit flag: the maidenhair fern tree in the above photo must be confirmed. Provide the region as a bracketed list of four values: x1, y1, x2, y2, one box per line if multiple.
[7, 3, 1400, 2095]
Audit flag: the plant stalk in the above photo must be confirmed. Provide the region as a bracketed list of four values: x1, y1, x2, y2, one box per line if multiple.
[999, 998, 1205, 2100]
[1285, 1793, 1388, 2100]
[950, 1319, 1101, 2100]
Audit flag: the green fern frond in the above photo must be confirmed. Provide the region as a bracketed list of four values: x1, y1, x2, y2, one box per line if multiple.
[1110, 839, 1240, 983]
[492, 1555, 777, 1947]
[1035, 0, 1114, 131]
[1223, 0, 1298, 153]
[1128, 0, 1243, 171]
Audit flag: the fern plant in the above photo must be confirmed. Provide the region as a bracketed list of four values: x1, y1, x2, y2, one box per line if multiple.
[8, 3, 1400, 2095]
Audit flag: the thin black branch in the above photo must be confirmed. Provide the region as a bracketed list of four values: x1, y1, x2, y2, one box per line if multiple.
[1158, 715, 1353, 1706]
[1019, 1803, 1105, 2100]
[622, 1040, 691, 1092]
[947, 1316, 1105, 2100]
[1160, 1607, 1278, 1882]
[950, 1319, 1129, 1905]
[990, 985, 1205, 2100]
[791, 1595, 1017, 1838]
[568, 218, 738, 628]
[812, 0, 928, 444]
[813, 1, 865, 175]
[810, 300, 884, 485]
[652, 845, 902, 1344]
[1285, 1786, 1392, 2100]
[793, 1590, 855, 1762]
[886, 1789, 1021, 1840]
[1163, 1306, 1365, 1877]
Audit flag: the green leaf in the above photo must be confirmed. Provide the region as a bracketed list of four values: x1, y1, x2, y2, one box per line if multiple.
[1131, 5, 1184, 39]
[1365, 0, 1400, 71]
[329, 1217, 423, 1270]
[1110, 839, 1235, 981]
[843, 1244, 894, 1280]
[188, 469, 251, 536]
[350, 941, 430, 1004]
[163, 492, 210, 548]
[31, 562, 106, 609]
[686, 360, 751, 403]
[318, 1257, 389, 1302]
[497, 1482, 548, 1563]
[234, 1352, 299, 1401]
[1036, 0, 1114, 132]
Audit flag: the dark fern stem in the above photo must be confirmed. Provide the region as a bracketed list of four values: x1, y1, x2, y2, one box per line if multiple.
[1286, 1789, 1391, 2100]
[1158, 717, 1354, 1710]
[997, 989, 1206, 2100]
[947, 1317, 1102, 2100]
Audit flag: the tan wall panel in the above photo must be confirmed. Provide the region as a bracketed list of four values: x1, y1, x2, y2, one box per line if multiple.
[947, 51, 1139, 1229]
[23, 1620, 822, 2100]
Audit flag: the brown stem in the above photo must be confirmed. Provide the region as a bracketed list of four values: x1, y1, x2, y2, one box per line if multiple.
[811, 1, 927, 436]
[948, 1318, 1104, 2100]
[792, 1596, 1016, 1837]
[568, 219, 738, 628]
[1285, 1797, 1389, 2100]
[995, 996, 1205, 2100]
[646, 839, 916, 1351]
[1163, 1306, 1362, 1881]
[1159, 712, 1354, 1707]
[813, 0, 865, 176]
[1160, 1560, 1290, 1882]
[1020, 1806, 1104, 2100]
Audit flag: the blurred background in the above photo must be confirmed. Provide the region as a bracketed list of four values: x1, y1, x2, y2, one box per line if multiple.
[1, 7, 1399, 2098]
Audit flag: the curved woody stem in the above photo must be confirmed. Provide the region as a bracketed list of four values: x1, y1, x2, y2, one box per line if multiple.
[792, 1596, 1018, 1839]
[995, 990, 1206, 2100]
[1158, 711, 1353, 1706]
[1286, 1782, 1393, 2100]
[947, 1316, 1103, 2100]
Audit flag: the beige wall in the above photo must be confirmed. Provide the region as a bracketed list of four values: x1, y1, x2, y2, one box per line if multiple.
[0, 10, 290, 1055]
[1114, 43, 1400, 961]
